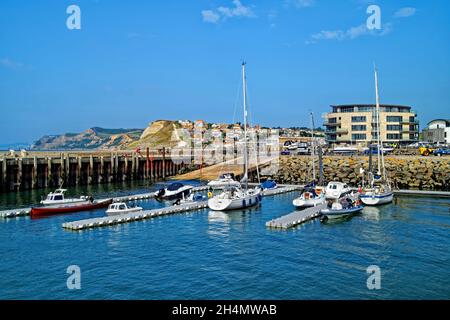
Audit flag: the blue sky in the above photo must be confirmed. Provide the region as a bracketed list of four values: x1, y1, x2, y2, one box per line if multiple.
[0, 0, 449, 144]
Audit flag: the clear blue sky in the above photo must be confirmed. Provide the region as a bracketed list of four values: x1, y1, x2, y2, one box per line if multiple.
[0, 0, 449, 144]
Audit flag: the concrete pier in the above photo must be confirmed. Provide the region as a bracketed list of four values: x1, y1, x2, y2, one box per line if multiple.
[62, 201, 209, 231]
[266, 203, 327, 229]
[0, 150, 191, 191]
[61, 186, 300, 230]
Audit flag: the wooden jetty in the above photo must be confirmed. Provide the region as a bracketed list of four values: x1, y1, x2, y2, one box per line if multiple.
[0, 148, 191, 191]
[265, 203, 327, 229]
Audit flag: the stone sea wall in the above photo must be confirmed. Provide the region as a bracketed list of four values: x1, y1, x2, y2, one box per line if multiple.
[269, 156, 450, 191]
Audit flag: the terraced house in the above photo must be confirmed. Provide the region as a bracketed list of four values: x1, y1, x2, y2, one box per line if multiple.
[323, 104, 419, 146]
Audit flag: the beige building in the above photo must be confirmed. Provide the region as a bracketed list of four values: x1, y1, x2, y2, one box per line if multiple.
[324, 104, 419, 146]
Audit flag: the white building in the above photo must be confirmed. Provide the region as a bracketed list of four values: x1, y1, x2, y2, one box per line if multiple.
[422, 119, 450, 144]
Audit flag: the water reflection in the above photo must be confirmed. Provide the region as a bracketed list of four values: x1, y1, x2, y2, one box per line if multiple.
[362, 206, 381, 221]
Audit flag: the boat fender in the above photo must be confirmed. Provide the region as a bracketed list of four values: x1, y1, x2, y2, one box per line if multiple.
[207, 191, 213, 198]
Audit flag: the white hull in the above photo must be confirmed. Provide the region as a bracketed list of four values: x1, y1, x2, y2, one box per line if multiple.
[208, 189, 262, 211]
[321, 205, 364, 219]
[360, 191, 393, 206]
[106, 207, 143, 216]
[293, 195, 325, 208]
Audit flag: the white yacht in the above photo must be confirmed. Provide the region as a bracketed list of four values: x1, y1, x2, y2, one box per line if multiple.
[40, 189, 88, 206]
[360, 67, 394, 206]
[207, 173, 241, 189]
[208, 62, 262, 212]
[293, 113, 327, 208]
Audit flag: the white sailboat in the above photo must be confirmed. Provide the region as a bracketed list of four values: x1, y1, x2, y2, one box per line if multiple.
[293, 112, 326, 208]
[208, 62, 262, 211]
[360, 67, 394, 206]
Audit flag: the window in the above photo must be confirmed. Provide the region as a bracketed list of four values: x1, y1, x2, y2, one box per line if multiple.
[352, 134, 367, 140]
[328, 118, 337, 124]
[357, 106, 372, 112]
[386, 116, 402, 122]
[54, 195, 63, 201]
[352, 116, 367, 123]
[386, 125, 401, 131]
[340, 106, 355, 113]
[387, 134, 401, 140]
[352, 125, 366, 131]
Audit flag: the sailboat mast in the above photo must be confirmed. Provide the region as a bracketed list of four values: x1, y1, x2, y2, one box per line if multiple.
[310, 112, 316, 182]
[242, 62, 249, 191]
[374, 67, 382, 176]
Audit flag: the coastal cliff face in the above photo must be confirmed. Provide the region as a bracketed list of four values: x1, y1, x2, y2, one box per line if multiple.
[30, 120, 183, 151]
[127, 120, 182, 149]
[31, 127, 143, 150]
[270, 156, 450, 191]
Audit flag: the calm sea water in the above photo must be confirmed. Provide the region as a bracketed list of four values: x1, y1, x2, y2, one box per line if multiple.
[0, 182, 449, 300]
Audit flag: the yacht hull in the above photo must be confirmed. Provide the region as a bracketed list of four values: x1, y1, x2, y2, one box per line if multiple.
[208, 190, 262, 211]
[360, 192, 393, 206]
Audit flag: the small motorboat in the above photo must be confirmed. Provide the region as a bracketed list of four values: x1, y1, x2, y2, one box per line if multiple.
[106, 202, 143, 216]
[293, 184, 325, 208]
[40, 189, 88, 206]
[154, 182, 193, 200]
[325, 181, 352, 200]
[320, 195, 364, 222]
[31, 198, 113, 217]
[207, 173, 241, 189]
[260, 180, 277, 191]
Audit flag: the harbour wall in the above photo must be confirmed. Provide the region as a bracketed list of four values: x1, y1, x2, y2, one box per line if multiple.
[0, 149, 195, 192]
[267, 155, 450, 191]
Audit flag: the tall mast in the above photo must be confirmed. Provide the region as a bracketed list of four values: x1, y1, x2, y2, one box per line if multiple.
[374, 66, 382, 176]
[310, 112, 316, 182]
[242, 62, 248, 191]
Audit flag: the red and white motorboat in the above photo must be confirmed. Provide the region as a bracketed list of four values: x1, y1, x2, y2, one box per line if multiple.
[40, 189, 88, 206]
[31, 198, 113, 217]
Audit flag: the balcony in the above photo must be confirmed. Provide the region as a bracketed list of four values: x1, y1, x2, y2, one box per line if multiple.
[323, 121, 340, 127]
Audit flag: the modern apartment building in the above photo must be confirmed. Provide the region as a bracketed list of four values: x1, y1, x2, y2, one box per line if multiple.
[323, 104, 419, 146]
[422, 119, 450, 144]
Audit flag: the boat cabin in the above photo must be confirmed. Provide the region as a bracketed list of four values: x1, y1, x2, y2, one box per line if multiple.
[107, 203, 128, 211]
[45, 189, 67, 201]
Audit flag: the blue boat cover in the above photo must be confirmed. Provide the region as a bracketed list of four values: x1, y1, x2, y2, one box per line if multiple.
[261, 180, 277, 190]
[167, 183, 184, 191]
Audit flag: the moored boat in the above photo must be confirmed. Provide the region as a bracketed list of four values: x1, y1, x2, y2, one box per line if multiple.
[207, 173, 241, 189]
[260, 179, 277, 191]
[40, 189, 88, 206]
[106, 202, 143, 216]
[320, 194, 364, 222]
[293, 185, 325, 208]
[208, 186, 262, 211]
[325, 181, 351, 200]
[360, 67, 394, 206]
[31, 198, 113, 217]
[208, 62, 263, 212]
[154, 182, 193, 200]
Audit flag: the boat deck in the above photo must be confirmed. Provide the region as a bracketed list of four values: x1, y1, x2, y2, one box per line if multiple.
[265, 203, 327, 229]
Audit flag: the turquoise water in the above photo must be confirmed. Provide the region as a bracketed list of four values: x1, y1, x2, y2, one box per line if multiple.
[0, 182, 449, 300]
